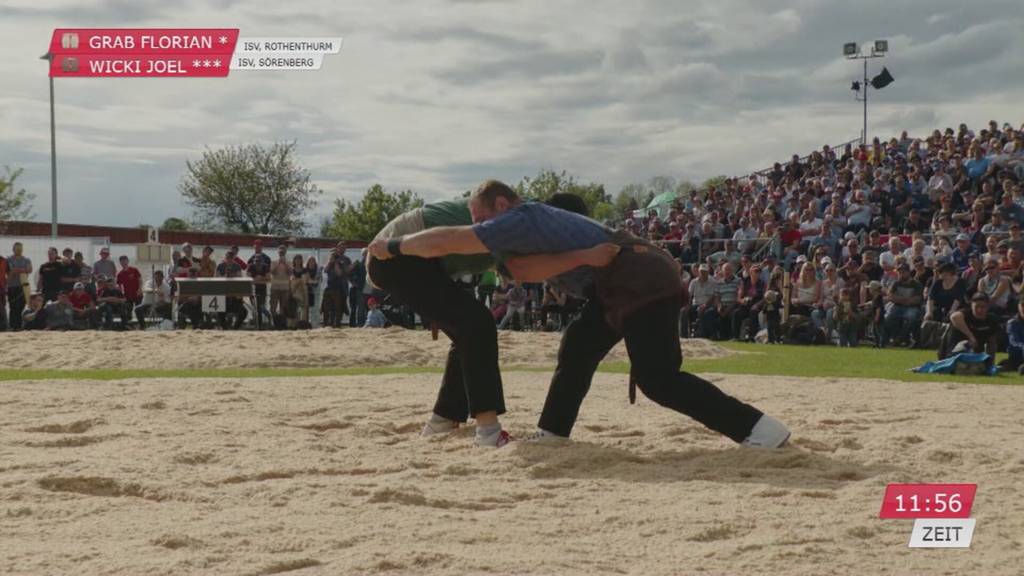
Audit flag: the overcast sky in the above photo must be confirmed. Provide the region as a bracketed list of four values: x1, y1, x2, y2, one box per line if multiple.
[1, 0, 1021, 230]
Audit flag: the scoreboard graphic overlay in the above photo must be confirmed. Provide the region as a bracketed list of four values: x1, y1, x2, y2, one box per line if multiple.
[47, 28, 342, 77]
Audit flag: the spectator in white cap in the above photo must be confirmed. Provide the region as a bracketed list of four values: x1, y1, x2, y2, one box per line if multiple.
[951, 233, 978, 271]
[181, 242, 200, 265]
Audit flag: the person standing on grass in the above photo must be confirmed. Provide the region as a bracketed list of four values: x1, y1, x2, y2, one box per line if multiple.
[369, 182, 790, 448]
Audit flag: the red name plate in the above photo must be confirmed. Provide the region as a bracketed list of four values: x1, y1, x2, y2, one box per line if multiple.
[879, 484, 976, 519]
[50, 54, 230, 78]
[49, 28, 238, 55]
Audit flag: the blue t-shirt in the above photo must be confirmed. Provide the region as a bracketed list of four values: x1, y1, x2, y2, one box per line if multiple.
[472, 202, 610, 296]
[966, 157, 990, 181]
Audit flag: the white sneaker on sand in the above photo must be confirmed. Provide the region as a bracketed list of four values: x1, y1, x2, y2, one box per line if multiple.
[475, 428, 513, 448]
[741, 414, 790, 448]
[421, 416, 459, 437]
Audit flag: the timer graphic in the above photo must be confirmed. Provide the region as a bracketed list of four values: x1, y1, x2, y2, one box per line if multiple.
[879, 484, 977, 548]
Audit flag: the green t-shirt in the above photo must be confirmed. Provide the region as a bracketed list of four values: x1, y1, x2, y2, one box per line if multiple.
[421, 199, 494, 275]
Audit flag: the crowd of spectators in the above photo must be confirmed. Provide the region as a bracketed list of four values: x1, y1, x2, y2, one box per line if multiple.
[4, 120, 1024, 363]
[0, 239, 388, 331]
[620, 120, 1024, 371]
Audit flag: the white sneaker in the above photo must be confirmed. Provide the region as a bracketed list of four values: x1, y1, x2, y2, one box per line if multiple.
[475, 428, 513, 448]
[741, 414, 790, 448]
[521, 429, 566, 444]
[421, 416, 459, 437]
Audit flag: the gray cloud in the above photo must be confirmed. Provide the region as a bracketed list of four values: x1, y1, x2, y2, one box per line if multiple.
[0, 0, 1021, 229]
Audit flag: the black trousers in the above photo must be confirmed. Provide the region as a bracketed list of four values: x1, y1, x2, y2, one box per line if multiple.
[7, 287, 26, 330]
[368, 256, 505, 420]
[537, 296, 763, 441]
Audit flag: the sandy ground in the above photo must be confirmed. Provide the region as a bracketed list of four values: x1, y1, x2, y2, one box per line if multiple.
[0, 328, 731, 370]
[2, 359, 1024, 575]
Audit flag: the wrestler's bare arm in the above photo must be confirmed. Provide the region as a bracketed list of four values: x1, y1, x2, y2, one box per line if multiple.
[368, 226, 486, 260]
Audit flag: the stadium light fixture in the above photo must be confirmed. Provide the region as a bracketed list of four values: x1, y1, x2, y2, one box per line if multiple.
[843, 39, 888, 145]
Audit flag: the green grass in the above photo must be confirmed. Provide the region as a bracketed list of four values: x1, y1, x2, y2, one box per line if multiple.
[2, 343, 1019, 385]
[600, 342, 1021, 386]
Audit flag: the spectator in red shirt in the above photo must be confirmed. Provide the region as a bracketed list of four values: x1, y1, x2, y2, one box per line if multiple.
[68, 282, 97, 329]
[230, 245, 248, 271]
[96, 275, 129, 330]
[116, 255, 143, 308]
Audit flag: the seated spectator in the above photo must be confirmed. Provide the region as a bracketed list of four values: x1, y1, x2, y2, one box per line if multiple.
[790, 262, 824, 330]
[834, 288, 860, 347]
[135, 270, 173, 327]
[951, 234, 978, 271]
[942, 293, 999, 359]
[879, 236, 904, 272]
[860, 281, 886, 346]
[21, 294, 47, 330]
[911, 256, 933, 287]
[731, 264, 764, 342]
[216, 250, 249, 330]
[686, 264, 716, 336]
[714, 262, 740, 339]
[1002, 300, 1024, 373]
[364, 296, 387, 328]
[45, 291, 75, 330]
[95, 275, 129, 330]
[68, 282, 97, 329]
[925, 263, 966, 322]
[881, 262, 923, 347]
[708, 240, 742, 269]
[977, 259, 1011, 316]
[177, 268, 204, 329]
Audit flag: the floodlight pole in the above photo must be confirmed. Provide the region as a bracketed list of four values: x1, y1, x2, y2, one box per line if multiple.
[846, 46, 885, 145]
[40, 52, 58, 238]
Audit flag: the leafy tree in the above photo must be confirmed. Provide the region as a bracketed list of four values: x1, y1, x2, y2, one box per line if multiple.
[701, 175, 729, 191]
[614, 183, 645, 216]
[179, 141, 320, 235]
[0, 166, 35, 221]
[321, 184, 423, 241]
[513, 169, 609, 215]
[161, 217, 190, 231]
